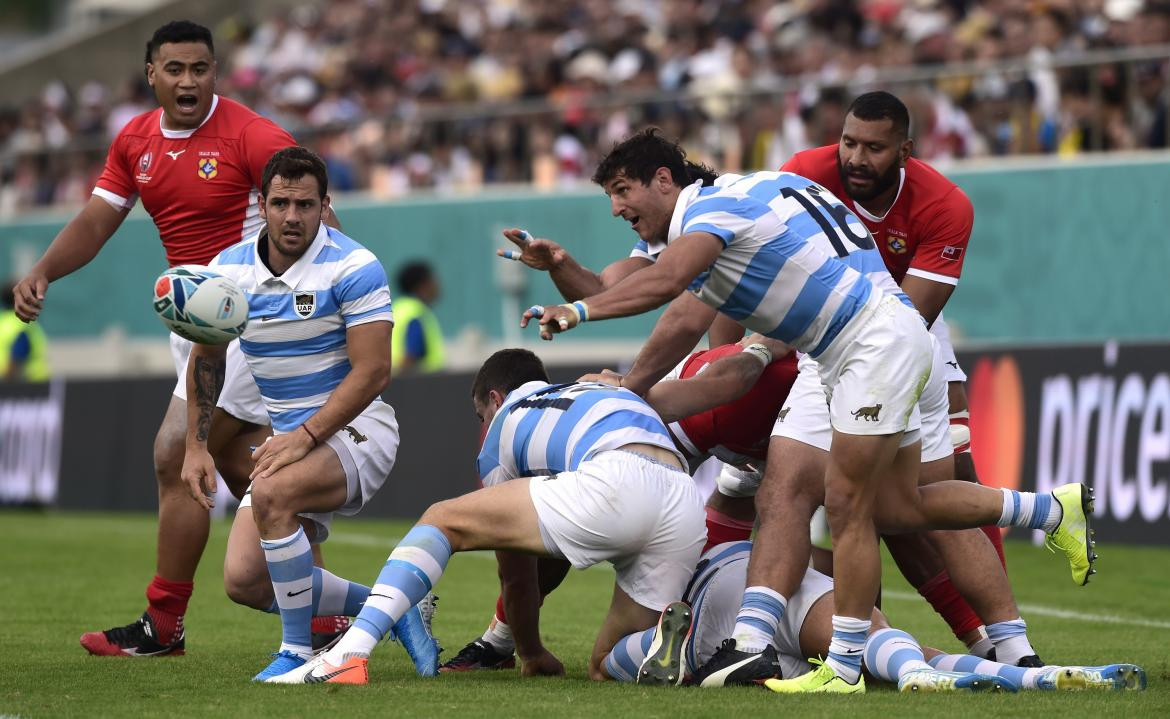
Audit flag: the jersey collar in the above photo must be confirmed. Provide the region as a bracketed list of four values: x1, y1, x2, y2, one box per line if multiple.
[662, 179, 706, 252]
[159, 94, 220, 139]
[251, 222, 331, 288]
[852, 167, 905, 223]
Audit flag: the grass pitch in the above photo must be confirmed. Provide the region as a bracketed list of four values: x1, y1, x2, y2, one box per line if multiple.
[2, 510, 1168, 718]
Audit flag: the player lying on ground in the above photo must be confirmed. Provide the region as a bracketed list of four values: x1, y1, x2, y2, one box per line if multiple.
[609, 541, 1147, 693]
[265, 348, 713, 684]
[181, 147, 437, 682]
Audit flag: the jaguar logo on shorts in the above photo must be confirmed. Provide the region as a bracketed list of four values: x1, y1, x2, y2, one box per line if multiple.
[776, 407, 790, 422]
[343, 425, 368, 444]
[851, 403, 882, 421]
[294, 292, 316, 318]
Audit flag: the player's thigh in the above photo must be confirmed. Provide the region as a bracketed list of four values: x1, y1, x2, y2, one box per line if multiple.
[590, 582, 662, 676]
[872, 442, 930, 533]
[757, 435, 827, 518]
[249, 444, 350, 517]
[947, 381, 969, 414]
[420, 479, 547, 555]
[153, 395, 188, 477]
[824, 431, 903, 512]
[215, 422, 270, 499]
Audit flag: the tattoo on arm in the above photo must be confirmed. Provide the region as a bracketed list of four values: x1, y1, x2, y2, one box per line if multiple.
[192, 355, 225, 442]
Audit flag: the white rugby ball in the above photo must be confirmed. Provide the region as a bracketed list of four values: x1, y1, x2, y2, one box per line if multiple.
[152, 265, 249, 345]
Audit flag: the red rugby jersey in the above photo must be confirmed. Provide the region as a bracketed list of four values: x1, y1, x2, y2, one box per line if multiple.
[671, 344, 798, 466]
[94, 95, 295, 267]
[782, 145, 973, 286]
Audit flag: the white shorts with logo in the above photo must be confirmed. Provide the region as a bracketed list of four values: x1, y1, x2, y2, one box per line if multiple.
[240, 401, 399, 542]
[684, 543, 833, 680]
[772, 333, 952, 464]
[930, 313, 967, 384]
[169, 333, 268, 425]
[528, 450, 706, 611]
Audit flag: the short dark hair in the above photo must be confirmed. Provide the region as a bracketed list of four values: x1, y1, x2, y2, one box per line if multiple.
[591, 127, 717, 188]
[846, 91, 911, 139]
[472, 349, 549, 406]
[397, 261, 434, 296]
[261, 146, 329, 199]
[145, 21, 214, 65]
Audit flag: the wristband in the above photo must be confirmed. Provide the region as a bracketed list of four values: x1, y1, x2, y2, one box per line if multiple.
[301, 424, 320, 447]
[742, 343, 772, 367]
[571, 301, 589, 323]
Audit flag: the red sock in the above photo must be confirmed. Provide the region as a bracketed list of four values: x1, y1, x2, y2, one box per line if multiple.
[145, 575, 193, 644]
[495, 593, 507, 624]
[981, 525, 1007, 567]
[917, 571, 983, 641]
[704, 506, 754, 553]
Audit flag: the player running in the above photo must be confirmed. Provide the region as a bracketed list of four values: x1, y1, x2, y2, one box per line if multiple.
[524, 128, 1095, 693]
[8, 21, 348, 657]
[609, 541, 1146, 692]
[267, 348, 711, 684]
[181, 147, 437, 681]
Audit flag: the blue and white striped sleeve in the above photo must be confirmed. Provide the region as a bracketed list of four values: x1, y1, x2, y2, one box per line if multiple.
[681, 193, 772, 246]
[334, 250, 393, 327]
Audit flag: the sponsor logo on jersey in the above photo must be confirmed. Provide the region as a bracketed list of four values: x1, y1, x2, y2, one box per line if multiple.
[294, 292, 316, 318]
[165, 149, 186, 160]
[941, 245, 964, 261]
[197, 158, 218, 180]
[887, 233, 908, 254]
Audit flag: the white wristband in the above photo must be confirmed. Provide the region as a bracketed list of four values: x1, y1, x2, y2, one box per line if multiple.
[742, 343, 772, 367]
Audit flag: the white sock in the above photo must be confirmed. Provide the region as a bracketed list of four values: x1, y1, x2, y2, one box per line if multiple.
[481, 618, 514, 653]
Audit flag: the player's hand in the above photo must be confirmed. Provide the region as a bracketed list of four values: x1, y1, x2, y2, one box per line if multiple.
[497, 228, 567, 270]
[11, 272, 49, 323]
[250, 430, 315, 481]
[519, 648, 565, 678]
[520, 304, 580, 341]
[577, 369, 623, 387]
[738, 333, 791, 361]
[181, 447, 218, 511]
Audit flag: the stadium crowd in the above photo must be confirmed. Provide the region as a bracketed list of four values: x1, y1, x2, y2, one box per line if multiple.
[1, 0, 1169, 213]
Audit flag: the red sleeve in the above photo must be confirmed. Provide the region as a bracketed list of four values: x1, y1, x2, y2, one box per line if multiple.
[93, 133, 137, 208]
[779, 153, 804, 174]
[241, 117, 296, 187]
[906, 186, 974, 284]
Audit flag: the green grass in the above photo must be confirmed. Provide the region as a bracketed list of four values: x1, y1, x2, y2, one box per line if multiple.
[2, 510, 1168, 718]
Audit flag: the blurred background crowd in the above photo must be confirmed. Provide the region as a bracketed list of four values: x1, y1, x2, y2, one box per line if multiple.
[1, 0, 1168, 214]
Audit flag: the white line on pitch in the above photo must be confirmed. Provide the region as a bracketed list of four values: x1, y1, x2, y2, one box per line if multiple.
[884, 590, 1170, 629]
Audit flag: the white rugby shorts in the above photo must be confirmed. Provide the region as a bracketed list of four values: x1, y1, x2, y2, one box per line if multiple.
[684, 542, 833, 679]
[240, 401, 399, 542]
[930, 313, 967, 384]
[527, 450, 706, 611]
[170, 333, 268, 425]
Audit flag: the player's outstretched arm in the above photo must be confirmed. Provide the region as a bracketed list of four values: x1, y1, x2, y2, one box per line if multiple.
[646, 334, 789, 423]
[497, 550, 565, 677]
[497, 228, 651, 301]
[12, 196, 129, 322]
[182, 342, 229, 510]
[622, 292, 718, 397]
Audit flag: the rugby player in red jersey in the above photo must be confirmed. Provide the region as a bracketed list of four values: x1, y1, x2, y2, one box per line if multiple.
[10, 21, 346, 658]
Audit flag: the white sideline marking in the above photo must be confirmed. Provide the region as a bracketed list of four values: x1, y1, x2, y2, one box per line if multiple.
[885, 590, 1170, 629]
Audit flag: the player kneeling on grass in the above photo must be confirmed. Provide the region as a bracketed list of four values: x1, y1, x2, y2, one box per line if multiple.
[269, 348, 707, 684]
[180, 147, 437, 682]
[608, 541, 1146, 693]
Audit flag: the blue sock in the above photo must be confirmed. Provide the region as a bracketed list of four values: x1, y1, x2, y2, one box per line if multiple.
[603, 629, 655, 682]
[313, 567, 369, 616]
[863, 628, 932, 683]
[731, 586, 787, 652]
[261, 527, 314, 657]
[930, 653, 1030, 689]
[826, 615, 869, 684]
[997, 489, 1060, 531]
[328, 524, 452, 659]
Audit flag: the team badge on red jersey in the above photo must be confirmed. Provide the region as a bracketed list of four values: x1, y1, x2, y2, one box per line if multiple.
[941, 245, 964, 262]
[294, 292, 316, 318]
[197, 158, 218, 180]
[887, 233, 908, 254]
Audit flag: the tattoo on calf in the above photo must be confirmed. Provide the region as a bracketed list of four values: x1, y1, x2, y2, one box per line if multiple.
[193, 355, 225, 442]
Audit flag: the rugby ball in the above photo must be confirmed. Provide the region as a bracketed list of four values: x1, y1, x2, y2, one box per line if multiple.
[152, 265, 248, 344]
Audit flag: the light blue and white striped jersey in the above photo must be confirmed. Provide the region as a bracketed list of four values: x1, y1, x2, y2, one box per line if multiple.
[640, 172, 915, 357]
[210, 223, 393, 433]
[477, 380, 684, 486]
